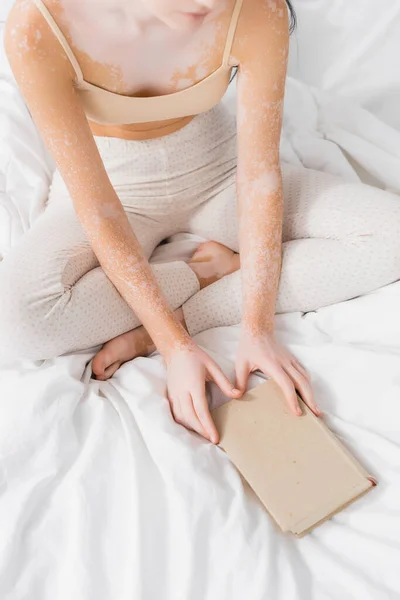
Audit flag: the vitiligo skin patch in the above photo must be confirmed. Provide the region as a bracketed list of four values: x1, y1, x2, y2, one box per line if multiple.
[234, 0, 289, 335]
[4, 0, 289, 359]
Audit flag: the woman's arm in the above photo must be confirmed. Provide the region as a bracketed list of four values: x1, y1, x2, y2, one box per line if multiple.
[4, 0, 191, 359]
[234, 0, 289, 335]
[230, 1, 318, 416]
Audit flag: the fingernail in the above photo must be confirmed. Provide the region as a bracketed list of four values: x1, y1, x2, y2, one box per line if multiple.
[296, 407, 302, 415]
[232, 388, 241, 394]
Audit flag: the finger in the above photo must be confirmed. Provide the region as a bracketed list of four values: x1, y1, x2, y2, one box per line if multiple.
[283, 359, 323, 416]
[191, 388, 220, 444]
[167, 390, 189, 427]
[291, 358, 310, 379]
[180, 393, 211, 439]
[285, 369, 321, 416]
[235, 359, 250, 394]
[171, 393, 209, 440]
[167, 391, 184, 425]
[166, 388, 177, 414]
[284, 364, 322, 417]
[263, 362, 301, 415]
[206, 359, 242, 398]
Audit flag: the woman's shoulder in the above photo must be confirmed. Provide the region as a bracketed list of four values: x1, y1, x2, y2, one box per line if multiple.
[4, 0, 75, 83]
[238, 0, 290, 24]
[233, 0, 290, 64]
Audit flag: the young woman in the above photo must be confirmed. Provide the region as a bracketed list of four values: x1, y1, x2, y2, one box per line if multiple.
[2, 0, 400, 445]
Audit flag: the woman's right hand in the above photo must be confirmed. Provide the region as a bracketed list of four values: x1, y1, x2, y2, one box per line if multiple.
[164, 341, 243, 444]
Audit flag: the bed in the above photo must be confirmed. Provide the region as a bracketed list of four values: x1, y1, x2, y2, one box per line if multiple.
[1, 1, 400, 598]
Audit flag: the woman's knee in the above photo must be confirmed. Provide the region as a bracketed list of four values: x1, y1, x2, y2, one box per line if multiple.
[0, 204, 99, 362]
[0, 247, 87, 362]
[0, 258, 41, 362]
[282, 163, 400, 242]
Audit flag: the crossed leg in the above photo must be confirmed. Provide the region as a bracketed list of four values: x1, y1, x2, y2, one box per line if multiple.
[92, 240, 241, 378]
[3, 161, 398, 374]
[0, 199, 200, 363]
[93, 162, 400, 378]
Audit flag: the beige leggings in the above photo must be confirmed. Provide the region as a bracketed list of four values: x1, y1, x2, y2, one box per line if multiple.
[0, 103, 399, 362]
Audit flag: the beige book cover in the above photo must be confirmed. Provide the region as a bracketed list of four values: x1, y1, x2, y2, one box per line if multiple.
[211, 378, 378, 537]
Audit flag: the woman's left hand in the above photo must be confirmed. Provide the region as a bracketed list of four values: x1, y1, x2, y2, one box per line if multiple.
[234, 330, 323, 418]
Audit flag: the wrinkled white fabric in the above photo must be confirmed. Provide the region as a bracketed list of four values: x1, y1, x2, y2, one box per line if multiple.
[1, 7, 400, 599]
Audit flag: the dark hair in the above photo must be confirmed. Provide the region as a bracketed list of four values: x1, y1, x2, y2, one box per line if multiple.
[229, 0, 297, 84]
[286, 0, 297, 35]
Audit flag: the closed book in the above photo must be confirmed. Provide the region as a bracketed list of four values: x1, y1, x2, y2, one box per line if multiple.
[211, 378, 377, 537]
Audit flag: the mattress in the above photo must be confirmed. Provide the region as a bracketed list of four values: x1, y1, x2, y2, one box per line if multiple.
[1, 5, 400, 599]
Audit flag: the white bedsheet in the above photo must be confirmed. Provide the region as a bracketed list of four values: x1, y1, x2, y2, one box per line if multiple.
[1, 7, 400, 599]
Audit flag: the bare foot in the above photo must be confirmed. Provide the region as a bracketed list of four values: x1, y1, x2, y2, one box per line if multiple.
[92, 240, 240, 380]
[188, 240, 240, 289]
[92, 307, 187, 381]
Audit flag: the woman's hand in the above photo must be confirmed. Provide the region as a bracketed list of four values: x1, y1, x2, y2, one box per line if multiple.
[234, 330, 322, 418]
[165, 341, 243, 444]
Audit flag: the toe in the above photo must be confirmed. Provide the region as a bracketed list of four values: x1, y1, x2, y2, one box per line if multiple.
[92, 348, 114, 379]
[102, 361, 121, 380]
